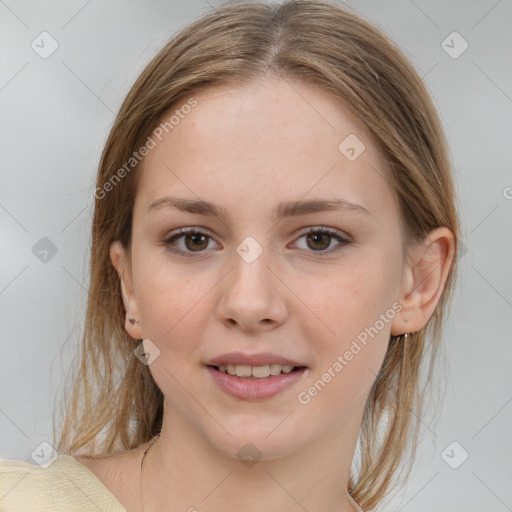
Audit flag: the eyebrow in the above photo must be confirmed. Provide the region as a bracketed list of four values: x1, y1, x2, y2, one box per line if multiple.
[146, 196, 372, 220]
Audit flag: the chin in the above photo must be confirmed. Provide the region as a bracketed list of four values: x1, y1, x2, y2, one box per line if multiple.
[207, 427, 306, 464]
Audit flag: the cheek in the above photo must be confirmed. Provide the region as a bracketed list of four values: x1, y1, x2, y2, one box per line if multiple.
[140, 281, 202, 333]
[304, 258, 396, 341]
[133, 254, 216, 363]
[297, 254, 398, 394]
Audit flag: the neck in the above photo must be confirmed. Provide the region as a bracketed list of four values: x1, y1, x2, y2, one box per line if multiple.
[139, 402, 365, 512]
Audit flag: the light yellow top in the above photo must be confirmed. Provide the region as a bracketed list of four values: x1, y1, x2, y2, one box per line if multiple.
[0, 456, 374, 512]
[0, 455, 126, 511]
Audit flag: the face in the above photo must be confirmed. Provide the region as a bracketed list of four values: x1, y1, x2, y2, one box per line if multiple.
[112, 77, 408, 460]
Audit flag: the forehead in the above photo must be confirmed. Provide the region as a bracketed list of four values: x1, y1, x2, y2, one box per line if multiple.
[168, 77, 374, 153]
[135, 77, 396, 224]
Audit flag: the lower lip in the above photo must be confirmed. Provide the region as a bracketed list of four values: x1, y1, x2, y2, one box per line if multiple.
[206, 366, 307, 400]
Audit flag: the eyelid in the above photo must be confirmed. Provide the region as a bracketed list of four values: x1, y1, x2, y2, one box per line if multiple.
[294, 225, 351, 239]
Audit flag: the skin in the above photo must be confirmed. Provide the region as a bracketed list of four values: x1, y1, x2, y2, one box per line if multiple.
[88, 76, 455, 512]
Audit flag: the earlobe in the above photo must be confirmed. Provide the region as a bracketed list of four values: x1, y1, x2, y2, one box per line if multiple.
[110, 240, 143, 340]
[391, 227, 455, 336]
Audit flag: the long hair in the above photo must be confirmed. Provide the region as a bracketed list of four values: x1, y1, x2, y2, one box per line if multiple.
[54, 1, 460, 509]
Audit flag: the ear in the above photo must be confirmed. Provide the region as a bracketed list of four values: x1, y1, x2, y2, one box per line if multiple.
[391, 226, 455, 336]
[110, 240, 143, 340]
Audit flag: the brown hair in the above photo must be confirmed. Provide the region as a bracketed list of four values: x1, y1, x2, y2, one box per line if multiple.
[54, 1, 460, 509]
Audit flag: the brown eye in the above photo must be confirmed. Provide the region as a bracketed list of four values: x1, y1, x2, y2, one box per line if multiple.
[183, 232, 209, 251]
[294, 227, 350, 255]
[163, 228, 219, 257]
[306, 232, 331, 251]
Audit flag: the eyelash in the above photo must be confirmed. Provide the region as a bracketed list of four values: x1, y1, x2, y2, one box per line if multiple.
[162, 226, 351, 258]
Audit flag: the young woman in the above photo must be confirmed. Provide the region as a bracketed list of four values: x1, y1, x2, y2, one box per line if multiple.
[0, 1, 459, 511]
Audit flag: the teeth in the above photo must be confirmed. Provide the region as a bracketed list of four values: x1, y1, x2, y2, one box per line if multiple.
[217, 364, 296, 378]
[235, 365, 252, 377]
[269, 364, 281, 375]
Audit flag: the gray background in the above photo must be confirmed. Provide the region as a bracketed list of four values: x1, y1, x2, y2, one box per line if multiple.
[1, 1, 511, 511]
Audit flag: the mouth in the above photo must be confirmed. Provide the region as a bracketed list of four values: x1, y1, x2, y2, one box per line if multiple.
[208, 364, 307, 379]
[206, 364, 308, 400]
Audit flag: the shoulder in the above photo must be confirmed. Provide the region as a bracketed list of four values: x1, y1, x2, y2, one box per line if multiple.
[0, 455, 126, 511]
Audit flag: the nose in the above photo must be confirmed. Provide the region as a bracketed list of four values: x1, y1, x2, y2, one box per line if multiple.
[216, 246, 288, 332]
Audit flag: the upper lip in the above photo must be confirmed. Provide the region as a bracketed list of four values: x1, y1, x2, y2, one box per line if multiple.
[206, 352, 306, 367]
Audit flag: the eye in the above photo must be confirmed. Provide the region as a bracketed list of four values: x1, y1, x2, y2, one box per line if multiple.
[162, 226, 351, 258]
[163, 228, 219, 257]
[293, 227, 351, 255]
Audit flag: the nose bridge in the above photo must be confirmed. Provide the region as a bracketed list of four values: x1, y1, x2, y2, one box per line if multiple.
[229, 237, 274, 304]
[217, 236, 287, 329]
